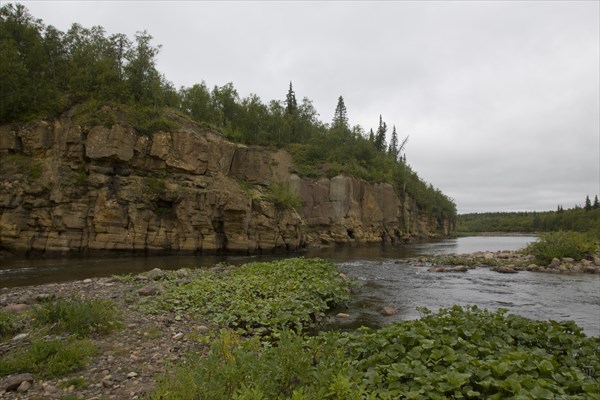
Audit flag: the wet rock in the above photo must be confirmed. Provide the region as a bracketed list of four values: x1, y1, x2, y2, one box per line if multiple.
[4, 303, 30, 314]
[549, 258, 561, 268]
[1, 373, 33, 392]
[428, 267, 445, 273]
[493, 266, 518, 274]
[526, 264, 539, 272]
[450, 265, 469, 272]
[380, 306, 396, 316]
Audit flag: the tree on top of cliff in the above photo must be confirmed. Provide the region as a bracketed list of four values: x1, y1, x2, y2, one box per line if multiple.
[285, 82, 297, 115]
[332, 96, 348, 130]
[374, 115, 387, 152]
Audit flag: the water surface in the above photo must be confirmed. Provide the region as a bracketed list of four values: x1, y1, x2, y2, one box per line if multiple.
[2, 235, 598, 336]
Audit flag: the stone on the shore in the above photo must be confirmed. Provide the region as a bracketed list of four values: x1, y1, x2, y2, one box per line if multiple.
[381, 306, 396, 316]
[11, 333, 28, 342]
[35, 293, 55, 302]
[146, 268, 165, 281]
[127, 371, 138, 379]
[450, 265, 469, 272]
[17, 380, 32, 393]
[138, 283, 161, 296]
[1, 373, 33, 392]
[561, 257, 574, 263]
[428, 267, 445, 273]
[594, 255, 600, 267]
[4, 303, 30, 314]
[172, 332, 184, 341]
[526, 264, 539, 272]
[196, 325, 210, 333]
[336, 313, 350, 318]
[549, 258, 561, 268]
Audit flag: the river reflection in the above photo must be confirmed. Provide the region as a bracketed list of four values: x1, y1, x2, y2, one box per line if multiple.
[2, 235, 598, 336]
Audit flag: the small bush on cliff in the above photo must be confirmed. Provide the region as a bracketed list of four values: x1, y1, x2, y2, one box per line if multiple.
[267, 182, 302, 211]
[526, 231, 598, 264]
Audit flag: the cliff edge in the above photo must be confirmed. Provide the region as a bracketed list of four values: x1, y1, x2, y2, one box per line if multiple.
[0, 113, 452, 256]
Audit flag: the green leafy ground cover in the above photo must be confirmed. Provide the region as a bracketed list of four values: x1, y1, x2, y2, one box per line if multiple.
[141, 258, 351, 334]
[149, 306, 599, 400]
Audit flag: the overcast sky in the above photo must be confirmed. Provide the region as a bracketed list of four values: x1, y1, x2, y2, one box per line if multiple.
[18, 0, 600, 214]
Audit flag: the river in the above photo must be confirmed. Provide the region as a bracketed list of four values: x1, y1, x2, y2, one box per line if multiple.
[1, 235, 599, 336]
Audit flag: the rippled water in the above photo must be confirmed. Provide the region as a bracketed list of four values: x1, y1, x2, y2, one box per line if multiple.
[326, 259, 600, 337]
[2, 235, 598, 336]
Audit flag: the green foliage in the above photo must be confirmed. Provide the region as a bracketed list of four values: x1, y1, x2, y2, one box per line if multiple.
[144, 176, 166, 194]
[1, 4, 455, 224]
[147, 306, 599, 399]
[1, 154, 43, 181]
[32, 297, 122, 337]
[0, 310, 25, 338]
[0, 337, 97, 378]
[144, 258, 351, 334]
[267, 182, 302, 211]
[458, 207, 600, 236]
[526, 231, 598, 264]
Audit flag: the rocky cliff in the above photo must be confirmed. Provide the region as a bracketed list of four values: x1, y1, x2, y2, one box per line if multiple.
[0, 113, 452, 256]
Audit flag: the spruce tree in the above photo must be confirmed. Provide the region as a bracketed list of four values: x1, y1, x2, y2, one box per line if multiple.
[584, 195, 592, 211]
[388, 125, 399, 160]
[374, 115, 387, 152]
[285, 81, 297, 115]
[593, 195, 599, 209]
[332, 95, 348, 129]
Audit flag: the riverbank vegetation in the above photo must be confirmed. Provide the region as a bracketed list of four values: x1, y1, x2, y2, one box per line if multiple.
[0, 298, 121, 378]
[526, 231, 599, 265]
[458, 198, 600, 236]
[0, 3, 456, 223]
[138, 258, 351, 335]
[1, 259, 598, 398]
[149, 306, 599, 399]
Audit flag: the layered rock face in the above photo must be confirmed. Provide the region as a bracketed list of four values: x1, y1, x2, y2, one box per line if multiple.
[0, 116, 451, 256]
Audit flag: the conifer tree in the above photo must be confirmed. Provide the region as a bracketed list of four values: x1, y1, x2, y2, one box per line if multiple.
[374, 115, 387, 152]
[584, 195, 592, 211]
[388, 125, 399, 160]
[285, 81, 297, 115]
[332, 95, 348, 129]
[593, 195, 599, 209]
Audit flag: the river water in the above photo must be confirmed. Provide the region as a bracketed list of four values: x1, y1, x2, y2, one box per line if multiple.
[1, 235, 599, 336]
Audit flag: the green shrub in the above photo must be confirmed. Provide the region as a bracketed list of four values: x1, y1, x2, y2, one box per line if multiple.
[0, 337, 97, 378]
[267, 182, 302, 211]
[32, 298, 122, 337]
[526, 231, 598, 264]
[144, 176, 166, 194]
[0, 310, 25, 338]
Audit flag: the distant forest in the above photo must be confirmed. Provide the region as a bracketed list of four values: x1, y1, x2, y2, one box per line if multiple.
[0, 4, 457, 221]
[458, 195, 600, 236]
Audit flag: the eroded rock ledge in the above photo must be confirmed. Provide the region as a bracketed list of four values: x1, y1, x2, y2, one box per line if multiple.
[0, 115, 452, 256]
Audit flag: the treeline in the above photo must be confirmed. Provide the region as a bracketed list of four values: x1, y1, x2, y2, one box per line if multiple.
[458, 197, 600, 237]
[0, 4, 456, 221]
